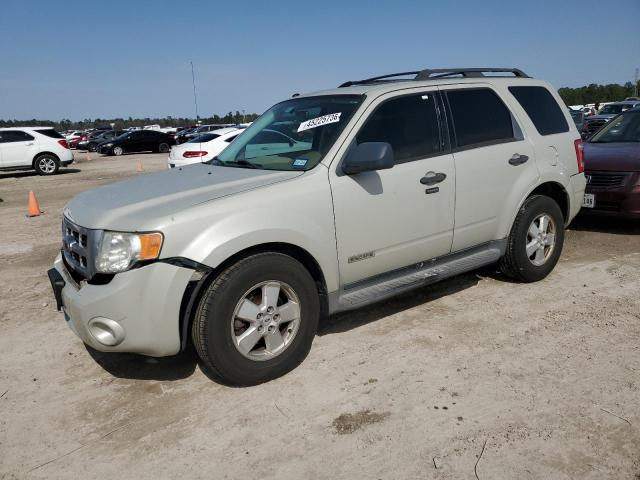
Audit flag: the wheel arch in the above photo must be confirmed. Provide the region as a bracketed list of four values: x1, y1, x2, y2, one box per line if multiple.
[526, 181, 570, 223]
[178, 242, 329, 351]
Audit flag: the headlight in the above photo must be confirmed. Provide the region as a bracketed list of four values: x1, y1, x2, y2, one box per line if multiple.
[104, 142, 113, 147]
[96, 231, 163, 273]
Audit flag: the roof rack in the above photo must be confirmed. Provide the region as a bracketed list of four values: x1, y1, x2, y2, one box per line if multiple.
[338, 67, 529, 87]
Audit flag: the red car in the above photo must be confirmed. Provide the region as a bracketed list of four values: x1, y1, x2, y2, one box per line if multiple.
[582, 108, 640, 219]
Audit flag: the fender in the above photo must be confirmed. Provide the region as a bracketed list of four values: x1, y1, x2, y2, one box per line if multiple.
[500, 171, 571, 238]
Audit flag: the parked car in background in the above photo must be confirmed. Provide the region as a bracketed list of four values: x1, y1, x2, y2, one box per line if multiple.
[79, 130, 125, 152]
[178, 124, 236, 143]
[75, 130, 117, 151]
[64, 130, 84, 142]
[0, 127, 74, 175]
[167, 127, 244, 168]
[175, 127, 197, 144]
[582, 108, 640, 218]
[582, 100, 640, 139]
[569, 109, 585, 131]
[97, 130, 175, 155]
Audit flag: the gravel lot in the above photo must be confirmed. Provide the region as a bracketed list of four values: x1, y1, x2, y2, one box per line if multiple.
[1, 152, 639, 479]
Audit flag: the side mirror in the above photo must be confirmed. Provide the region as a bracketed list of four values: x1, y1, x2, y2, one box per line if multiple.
[342, 142, 394, 175]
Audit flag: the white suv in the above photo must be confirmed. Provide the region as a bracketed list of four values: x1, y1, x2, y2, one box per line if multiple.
[0, 127, 74, 175]
[49, 68, 586, 385]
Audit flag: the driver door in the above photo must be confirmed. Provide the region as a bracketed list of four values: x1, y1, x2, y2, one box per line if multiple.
[329, 89, 455, 286]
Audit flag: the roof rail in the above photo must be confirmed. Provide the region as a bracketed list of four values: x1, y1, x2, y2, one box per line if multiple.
[339, 71, 420, 88]
[415, 68, 529, 80]
[338, 67, 529, 87]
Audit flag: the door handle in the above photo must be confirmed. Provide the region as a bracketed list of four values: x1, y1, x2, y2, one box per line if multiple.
[26, 142, 34, 146]
[508, 153, 529, 166]
[420, 171, 447, 185]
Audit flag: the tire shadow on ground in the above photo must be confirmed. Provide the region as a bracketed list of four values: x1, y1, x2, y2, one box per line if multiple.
[0, 168, 81, 180]
[569, 214, 640, 235]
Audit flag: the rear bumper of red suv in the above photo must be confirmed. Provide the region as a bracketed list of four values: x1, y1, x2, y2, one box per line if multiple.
[582, 171, 640, 219]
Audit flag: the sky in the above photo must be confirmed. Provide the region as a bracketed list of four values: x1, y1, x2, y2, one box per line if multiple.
[1, 0, 638, 120]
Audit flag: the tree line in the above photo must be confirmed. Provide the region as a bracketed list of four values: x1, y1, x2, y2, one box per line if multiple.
[0, 111, 260, 131]
[558, 81, 639, 106]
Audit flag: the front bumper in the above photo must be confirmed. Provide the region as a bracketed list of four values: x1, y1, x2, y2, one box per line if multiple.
[582, 172, 640, 219]
[49, 254, 194, 357]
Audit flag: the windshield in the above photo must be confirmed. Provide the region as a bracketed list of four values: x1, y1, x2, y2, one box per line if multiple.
[598, 104, 626, 115]
[590, 111, 640, 143]
[212, 95, 363, 171]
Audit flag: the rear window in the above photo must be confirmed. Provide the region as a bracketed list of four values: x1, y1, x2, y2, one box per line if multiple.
[509, 86, 569, 136]
[35, 129, 64, 139]
[446, 88, 515, 148]
[188, 133, 219, 143]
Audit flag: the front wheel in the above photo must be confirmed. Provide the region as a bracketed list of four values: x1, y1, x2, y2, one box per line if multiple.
[112, 146, 124, 156]
[499, 195, 565, 282]
[34, 154, 59, 175]
[192, 252, 320, 385]
[158, 143, 170, 153]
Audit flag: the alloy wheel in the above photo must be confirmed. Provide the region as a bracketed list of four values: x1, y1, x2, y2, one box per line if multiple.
[526, 213, 556, 266]
[230, 280, 301, 361]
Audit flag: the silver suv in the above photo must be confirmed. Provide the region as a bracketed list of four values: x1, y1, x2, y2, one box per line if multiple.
[48, 68, 586, 385]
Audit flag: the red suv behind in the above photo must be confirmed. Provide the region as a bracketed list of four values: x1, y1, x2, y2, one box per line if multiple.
[582, 108, 640, 219]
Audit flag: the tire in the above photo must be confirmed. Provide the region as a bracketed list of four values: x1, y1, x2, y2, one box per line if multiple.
[88, 144, 97, 152]
[192, 252, 320, 386]
[158, 143, 170, 153]
[499, 195, 565, 282]
[34, 153, 60, 176]
[112, 146, 124, 156]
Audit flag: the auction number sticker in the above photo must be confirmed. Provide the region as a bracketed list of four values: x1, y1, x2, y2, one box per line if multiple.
[297, 112, 342, 132]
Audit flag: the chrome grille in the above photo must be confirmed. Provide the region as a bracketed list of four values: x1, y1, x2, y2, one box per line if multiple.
[61, 216, 100, 280]
[585, 171, 629, 189]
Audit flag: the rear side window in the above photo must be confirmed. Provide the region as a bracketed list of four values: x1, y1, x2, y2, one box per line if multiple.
[0, 130, 35, 143]
[35, 129, 64, 139]
[357, 92, 442, 163]
[446, 88, 514, 148]
[509, 86, 569, 135]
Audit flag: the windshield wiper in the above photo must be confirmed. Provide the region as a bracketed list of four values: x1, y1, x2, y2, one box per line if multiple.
[209, 157, 262, 169]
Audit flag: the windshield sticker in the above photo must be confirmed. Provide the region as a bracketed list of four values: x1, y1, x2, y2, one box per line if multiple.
[297, 112, 342, 132]
[292, 158, 308, 168]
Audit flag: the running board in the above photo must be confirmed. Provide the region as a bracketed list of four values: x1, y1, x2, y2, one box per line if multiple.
[329, 240, 506, 314]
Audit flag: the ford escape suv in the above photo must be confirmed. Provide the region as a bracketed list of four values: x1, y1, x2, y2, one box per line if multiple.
[48, 67, 586, 385]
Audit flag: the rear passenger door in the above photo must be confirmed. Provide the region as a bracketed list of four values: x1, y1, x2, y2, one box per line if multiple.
[441, 86, 538, 252]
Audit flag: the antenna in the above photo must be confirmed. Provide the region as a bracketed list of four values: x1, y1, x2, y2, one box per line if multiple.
[191, 61, 200, 123]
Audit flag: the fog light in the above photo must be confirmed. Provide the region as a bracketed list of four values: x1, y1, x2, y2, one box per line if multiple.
[88, 317, 125, 346]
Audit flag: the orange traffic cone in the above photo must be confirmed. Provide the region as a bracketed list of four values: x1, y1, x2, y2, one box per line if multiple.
[27, 191, 42, 217]
[86, 150, 91, 161]
[136, 161, 144, 172]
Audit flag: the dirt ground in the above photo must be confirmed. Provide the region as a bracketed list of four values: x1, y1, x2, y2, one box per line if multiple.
[1, 151, 639, 479]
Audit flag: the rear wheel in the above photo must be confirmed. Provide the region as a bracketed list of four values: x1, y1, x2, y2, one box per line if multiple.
[192, 252, 320, 385]
[499, 195, 565, 282]
[158, 143, 170, 153]
[34, 154, 59, 175]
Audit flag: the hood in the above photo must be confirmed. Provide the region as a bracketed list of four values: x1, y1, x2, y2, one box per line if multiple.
[64, 164, 303, 230]
[584, 142, 640, 172]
